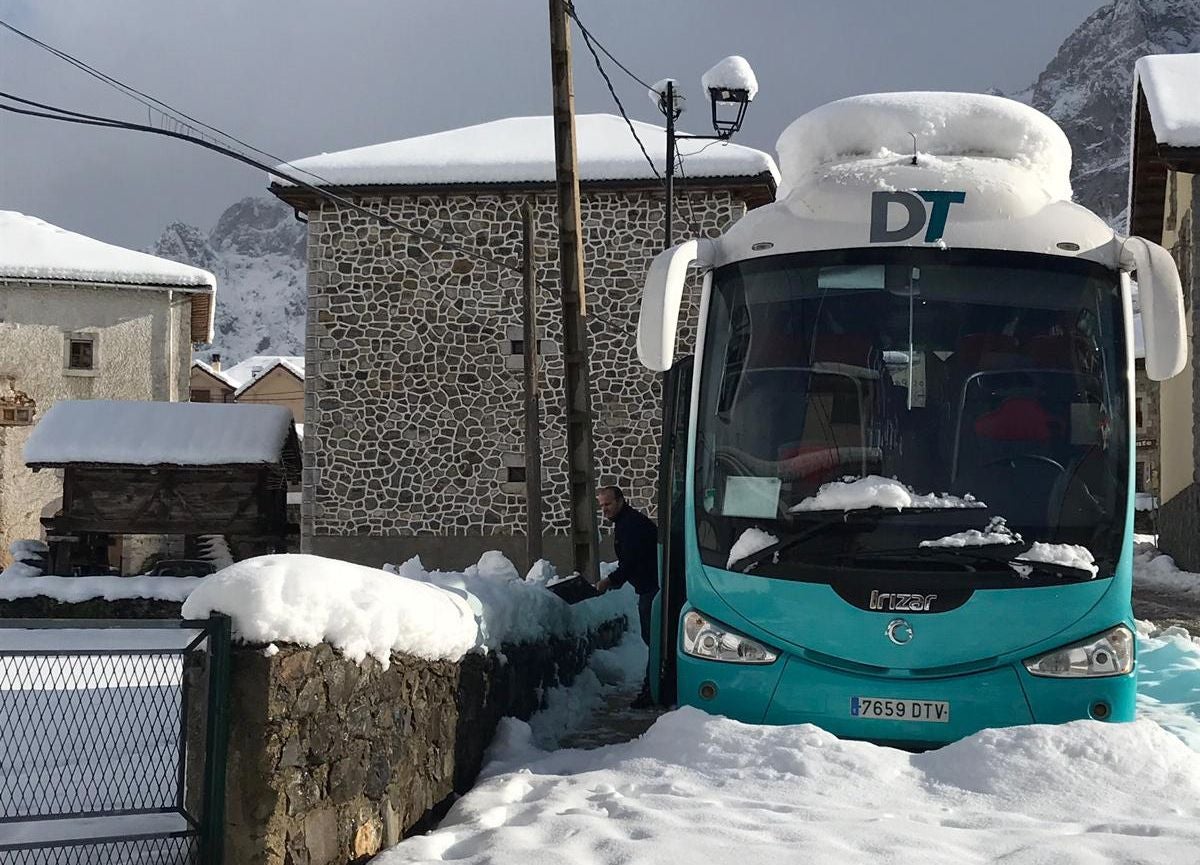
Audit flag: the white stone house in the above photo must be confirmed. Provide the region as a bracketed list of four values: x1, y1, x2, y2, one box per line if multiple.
[1128, 54, 1200, 567]
[0, 212, 215, 565]
[269, 113, 777, 569]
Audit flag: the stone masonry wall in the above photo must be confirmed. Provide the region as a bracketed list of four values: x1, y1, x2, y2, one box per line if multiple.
[301, 189, 744, 564]
[224, 618, 626, 864]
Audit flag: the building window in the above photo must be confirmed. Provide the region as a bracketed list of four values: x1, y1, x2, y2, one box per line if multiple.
[191, 389, 211, 403]
[1136, 397, 1145, 432]
[0, 406, 33, 426]
[506, 466, 527, 483]
[1136, 461, 1148, 493]
[65, 333, 97, 372]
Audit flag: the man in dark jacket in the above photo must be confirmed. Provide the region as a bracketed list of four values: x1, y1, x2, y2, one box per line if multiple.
[594, 485, 658, 707]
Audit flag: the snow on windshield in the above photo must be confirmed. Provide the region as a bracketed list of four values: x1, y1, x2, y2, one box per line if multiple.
[790, 475, 985, 513]
[1015, 542, 1098, 577]
[727, 527, 779, 568]
[920, 517, 1021, 548]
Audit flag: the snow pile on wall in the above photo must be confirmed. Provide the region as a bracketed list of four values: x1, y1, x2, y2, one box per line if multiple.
[1136, 53, 1200, 149]
[775, 92, 1073, 212]
[180, 552, 632, 665]
[791, 475, 986, 512]
[0, 573, 202, 603]
[1, 539, 48, 580]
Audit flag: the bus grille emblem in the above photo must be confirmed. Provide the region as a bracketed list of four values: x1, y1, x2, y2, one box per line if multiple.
[886, 619, 914, 645]
[870, 590, 937, 612]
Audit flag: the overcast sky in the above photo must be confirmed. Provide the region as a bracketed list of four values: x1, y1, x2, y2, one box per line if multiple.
[0, 0, 1106, 251]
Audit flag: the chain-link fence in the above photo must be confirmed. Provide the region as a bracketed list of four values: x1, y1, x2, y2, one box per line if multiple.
[0, 619, 230, 865]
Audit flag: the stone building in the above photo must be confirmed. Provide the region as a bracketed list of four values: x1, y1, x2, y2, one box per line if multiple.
[0, 212, 215, 566]
[270, 113, 777, 569]
[1128, 54, 1200, 564]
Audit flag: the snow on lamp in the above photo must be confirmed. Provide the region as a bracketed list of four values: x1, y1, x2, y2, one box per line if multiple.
[701, 56, 758, 138]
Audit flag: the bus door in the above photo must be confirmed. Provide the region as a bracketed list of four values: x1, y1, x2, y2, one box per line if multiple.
[655, 356, 692, 706]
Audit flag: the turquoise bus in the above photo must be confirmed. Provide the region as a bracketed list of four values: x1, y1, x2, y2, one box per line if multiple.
[637, 92, 1186, 745]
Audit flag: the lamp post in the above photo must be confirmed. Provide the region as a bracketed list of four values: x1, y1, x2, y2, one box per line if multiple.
[651, 56, 758, 250]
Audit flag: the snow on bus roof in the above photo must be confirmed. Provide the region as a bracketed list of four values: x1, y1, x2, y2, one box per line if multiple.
[775, 92, 1073, 202]
[1136, 54, 1200, 149]
[23, 400, 295, 467]
[0, 211, 215, 289]
[273, 114, 779, 188]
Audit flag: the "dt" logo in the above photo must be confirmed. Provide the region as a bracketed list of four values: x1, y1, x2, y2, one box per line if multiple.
[869, 190, 967, 244]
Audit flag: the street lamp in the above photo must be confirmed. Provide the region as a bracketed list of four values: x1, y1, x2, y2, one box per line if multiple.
[650, 55, 758, 250]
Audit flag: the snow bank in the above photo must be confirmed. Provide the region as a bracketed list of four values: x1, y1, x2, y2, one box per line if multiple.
[1136, 620, 1200, 752]
[701, 56, 758, 99]
[775, 92, 1072, 210]
[0, 211, 215, 288]
[1134, 544, 1200, 599]
[381, 706, 1200, 865]
[1136, 53, 1200, 149]
[727, 527, 778, 568]
[23, 400, 295, 467]
[920, 516, 1021, 548]
[275, 114, 779, 188]
[791, 475, 985, 512]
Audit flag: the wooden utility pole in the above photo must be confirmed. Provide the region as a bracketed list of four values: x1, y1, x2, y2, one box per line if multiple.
[521, 202, 544, 570]
[547, 0, 600, 582]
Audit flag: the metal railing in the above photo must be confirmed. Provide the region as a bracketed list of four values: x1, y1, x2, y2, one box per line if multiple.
[0, 617, 231, 865]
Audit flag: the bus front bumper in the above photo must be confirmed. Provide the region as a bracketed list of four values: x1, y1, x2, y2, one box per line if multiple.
[677, 650, 1136, 746]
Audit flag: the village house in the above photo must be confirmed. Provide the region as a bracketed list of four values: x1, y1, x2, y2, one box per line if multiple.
[1128, 53, 1200, 566]
[269, 113, 777, 569]
[190, 354, 305, 424]
[0, 211, 215, 567]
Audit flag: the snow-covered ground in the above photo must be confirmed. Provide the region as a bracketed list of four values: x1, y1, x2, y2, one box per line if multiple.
[372, 546, 1200, 865]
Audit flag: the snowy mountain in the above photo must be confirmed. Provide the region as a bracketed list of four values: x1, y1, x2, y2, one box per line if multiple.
[1017, 0, 1200, 226]
[154, 196, 306, 363]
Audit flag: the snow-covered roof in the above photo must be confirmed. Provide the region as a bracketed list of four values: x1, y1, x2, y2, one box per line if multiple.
[223, 355, 305, 390]
[1136, 54, 1200, 148]
[273, 114, 779, 188]
[0, 212, 216, 343]
[191, 359, 238, 390]
[24, 400, 297, 467]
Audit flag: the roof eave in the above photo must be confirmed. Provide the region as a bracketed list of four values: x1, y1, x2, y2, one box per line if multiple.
[268, 171, 779, 212]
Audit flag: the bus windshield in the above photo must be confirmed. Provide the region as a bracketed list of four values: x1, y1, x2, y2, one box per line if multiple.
[694, 248, 1129, 582]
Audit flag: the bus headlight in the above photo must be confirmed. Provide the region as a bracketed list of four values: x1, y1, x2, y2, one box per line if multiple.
[682, 610, 778, 664]
[1022, 625, 1134, 678]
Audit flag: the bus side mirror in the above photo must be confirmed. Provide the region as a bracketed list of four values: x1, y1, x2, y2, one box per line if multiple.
[1122, 236, 1187, 381]
[637, 240, 702, 372]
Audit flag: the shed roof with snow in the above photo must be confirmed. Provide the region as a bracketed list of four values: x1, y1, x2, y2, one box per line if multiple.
[1128, 54, 1200, 242]
[24, 400, 298, 469]
[269, 113, 778, 201]
[0, 211, 217, 344]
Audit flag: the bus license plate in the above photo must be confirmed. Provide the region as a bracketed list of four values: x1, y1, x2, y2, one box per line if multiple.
[851, 697, 950, 723]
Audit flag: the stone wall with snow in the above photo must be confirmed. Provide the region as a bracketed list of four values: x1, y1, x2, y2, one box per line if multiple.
[223, 622, 623, 864]
[297, 188, 747, 567]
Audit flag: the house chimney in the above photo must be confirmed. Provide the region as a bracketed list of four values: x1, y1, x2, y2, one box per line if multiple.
[210, 352, 222, 372]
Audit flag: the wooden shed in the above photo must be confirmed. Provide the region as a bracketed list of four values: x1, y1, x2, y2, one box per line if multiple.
[24, 400, 301, 574]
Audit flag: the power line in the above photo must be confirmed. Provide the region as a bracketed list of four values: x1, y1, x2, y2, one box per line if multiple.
[0, 92, 521, 275]
[565, 4, 661, 182]
[564, 3, 654, 91]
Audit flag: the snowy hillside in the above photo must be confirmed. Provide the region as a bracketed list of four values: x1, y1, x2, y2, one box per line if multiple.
[1016, 0, 1200, 225]
[154, 196, 306, 363]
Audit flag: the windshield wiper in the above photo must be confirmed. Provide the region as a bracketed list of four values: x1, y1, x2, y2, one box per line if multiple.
[728, 506, 956, 573]
[845, 544, 1096, 580]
